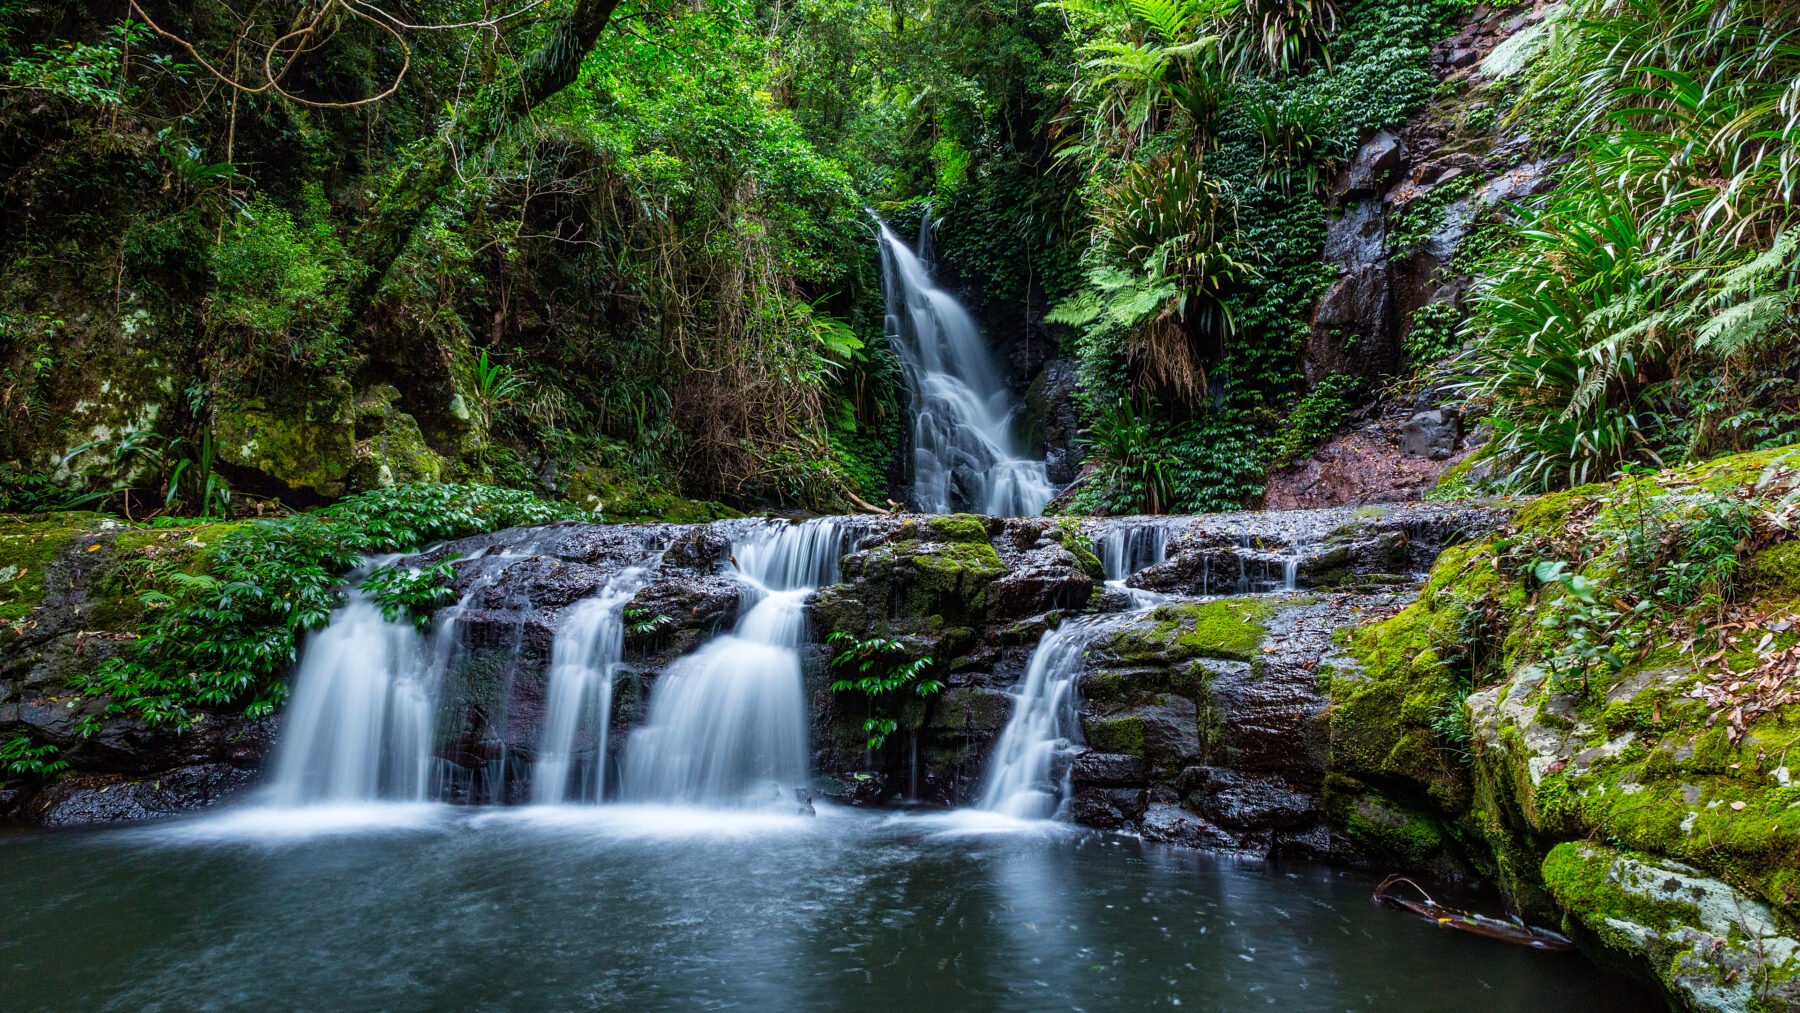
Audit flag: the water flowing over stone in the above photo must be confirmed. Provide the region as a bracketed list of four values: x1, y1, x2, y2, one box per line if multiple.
[266, 568, 441, 806]
[532, 566, 655, 805]
[1093, 519, 1174, 607]
[876, 219, 1052, 516]
[977, 620, 1098, 819]
[620, 519, 850, 807]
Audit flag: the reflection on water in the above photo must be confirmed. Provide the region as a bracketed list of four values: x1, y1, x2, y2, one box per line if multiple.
[0, 806, 1660, 1012]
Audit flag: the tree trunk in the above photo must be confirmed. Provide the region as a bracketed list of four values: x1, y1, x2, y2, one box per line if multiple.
[343, 0, 622, 320]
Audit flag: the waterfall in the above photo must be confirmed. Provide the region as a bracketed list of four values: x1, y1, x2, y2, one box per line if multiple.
[876, 219, 1053, 516]
[1093, 521, 1173, 608]
[977, 620, 1098, 820]
[619, 519, 848, 807]
[532, 567, 654, 805]
[267, 566, 440, 807]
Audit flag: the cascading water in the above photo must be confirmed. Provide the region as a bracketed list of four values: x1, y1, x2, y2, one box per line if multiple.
[876, 218, 1053, 516]
[532, 566, 654, 805]
[619, 519, 848, 807]
[267, 562, 441, 807]
[977, 620, 1096, 820]
[1093, 520, 1174, 608]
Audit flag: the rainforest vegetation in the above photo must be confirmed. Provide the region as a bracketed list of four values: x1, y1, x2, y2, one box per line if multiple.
[2, 0, 1795, 520]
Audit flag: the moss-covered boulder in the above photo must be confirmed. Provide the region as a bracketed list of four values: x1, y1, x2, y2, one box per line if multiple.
[1331, 446, 1800, 1010]
[1544, 843, 1800, 1012]
[214, 393, 357, 499]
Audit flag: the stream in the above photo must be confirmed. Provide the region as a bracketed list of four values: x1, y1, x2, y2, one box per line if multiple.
[0, 806, 1658, 1012]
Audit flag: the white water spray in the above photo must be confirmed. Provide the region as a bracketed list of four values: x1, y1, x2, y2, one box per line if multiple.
[1094, 521, 1174, 608]
[977, 621, 1095, 820]
[877, 219, 1052, 516]
[620, 519, 848, 807]
[267, 567, 439, 806]
[533, 567, 653, 805]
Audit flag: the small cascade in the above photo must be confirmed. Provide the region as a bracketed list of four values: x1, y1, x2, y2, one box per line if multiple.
[1093, 520, 1174, 608]
[876, 218, 1053, 516]
[977, 620, 1101, 820]
[532, 566, 654, 805]
[267, 565, 439, 807]
[1229, 533, 1302, 595]
[619, 519, 849, 807]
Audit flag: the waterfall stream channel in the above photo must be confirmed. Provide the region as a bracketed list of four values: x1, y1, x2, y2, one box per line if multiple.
[1, 506, 1659, 1010]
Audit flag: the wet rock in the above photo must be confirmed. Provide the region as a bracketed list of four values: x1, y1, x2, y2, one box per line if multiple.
[662, 525, 732, 571]
[813, 772, 888, 806]
[1183, 767, 1315, 829]
[1024, 357, 1085, 485]
[1139, 803, 1245, 851]
[1071, 751, 1148, 787]
[1345, 131, 1400, 196]
[986, 551, 1093, 620]
[1400, 408, 1462, 459]
[28, 764, 258, 825]
[1069, 787, 1145, 828]
[626, 572, 741, 657]
[1083, 694, 1202, 774]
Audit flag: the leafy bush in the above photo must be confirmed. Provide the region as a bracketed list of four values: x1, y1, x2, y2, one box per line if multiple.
[0, 733, 67, 779]
[1463, 0, 1800, 491]
[362, 560, 460, 630]
[826, 630, 940, 751]
[1265, 373, 1357, 467]
[75, 484, 592, 730]
[208, 186, 350, 371]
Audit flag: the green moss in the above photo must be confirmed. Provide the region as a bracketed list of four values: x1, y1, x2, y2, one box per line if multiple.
[1541, 843, 1702, 938]
[350, 386, 448, 489]
[0, 514, 98, 627]
[1085, 714, 1147, 757]
[1330, 543, 1492, 810]
[925, 513, 990, 544]
[214, 395, 356, 497]
[1104, 600, 1275, 665]
[1324, 776, 1447, 865]
[1752, 540, 1800, 598]
[1051, 518, 1105, 581]
[908, 540, 1007, 602]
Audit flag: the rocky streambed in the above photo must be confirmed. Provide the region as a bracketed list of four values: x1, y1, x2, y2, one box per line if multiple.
[4, 462, 1799, 1012]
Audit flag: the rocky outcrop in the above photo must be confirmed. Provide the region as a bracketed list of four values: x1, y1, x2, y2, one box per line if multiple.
[1305, 3, 1561, 385]
[1327, 447, 1800, 1011]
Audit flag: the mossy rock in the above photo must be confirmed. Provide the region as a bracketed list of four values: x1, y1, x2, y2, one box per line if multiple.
[1324, 776, 1447, 866]
[1543, 843, 1800, 1012]
[1102, 600, 1275, 666]
[350, 386, 448, 489]
[0, 514, 100, 628]
[907, 540, 1007, 609]
[925, 513, 990, 544]
[214, 395, 356, 498]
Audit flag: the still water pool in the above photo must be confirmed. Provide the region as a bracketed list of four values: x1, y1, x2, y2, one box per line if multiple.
[0, 804, 1660, 1011]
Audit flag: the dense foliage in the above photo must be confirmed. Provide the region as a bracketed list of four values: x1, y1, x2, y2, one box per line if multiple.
[1045, 0, 1466, 512]
[2, 0, 1794, 522]
[1462, 0, 1800, 490]
[76, 483, 588, 730]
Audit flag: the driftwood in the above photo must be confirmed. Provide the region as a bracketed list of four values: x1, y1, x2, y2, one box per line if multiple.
[1373, 875, 1575, 952]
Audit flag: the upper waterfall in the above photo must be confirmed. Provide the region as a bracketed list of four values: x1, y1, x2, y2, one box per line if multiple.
[876, 217, 1053, 516]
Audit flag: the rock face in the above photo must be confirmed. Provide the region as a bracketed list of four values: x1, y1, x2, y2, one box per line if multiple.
[1067, 596, 1359, 859]
[1328, 448, 1800, 1011]
[1303, 4, 1561, 386]
[809, 513, 1104, 802]
[1399, 408, 1462, 459]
